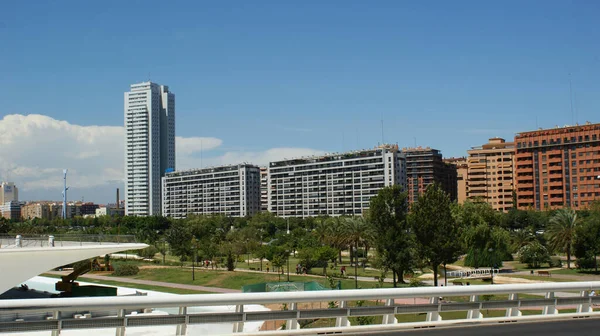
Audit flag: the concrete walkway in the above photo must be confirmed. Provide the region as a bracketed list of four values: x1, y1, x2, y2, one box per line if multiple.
[45, 271, 241, 293]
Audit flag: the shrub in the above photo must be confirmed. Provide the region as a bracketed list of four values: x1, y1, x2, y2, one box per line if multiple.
[409, 277, 425, 287]
[518, 241, 551, 268]
[113, 263, 139, 276]
[576, 257, 596, 270]
[549, 257, 562, 268]
[137, 246, 159, 259]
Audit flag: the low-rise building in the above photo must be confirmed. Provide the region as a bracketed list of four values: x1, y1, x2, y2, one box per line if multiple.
[162, 164, 261, 218]
[1, 201, 22, 221]
[96, 206, 125, 217]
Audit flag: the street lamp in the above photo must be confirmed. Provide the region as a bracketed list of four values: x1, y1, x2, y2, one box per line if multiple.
[286, 250, 290, 282]
[488, 247, 494, 285]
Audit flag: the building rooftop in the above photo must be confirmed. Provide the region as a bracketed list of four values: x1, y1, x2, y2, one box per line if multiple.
[269, 145, 399, 168]
[516, 121, 600, 137]
[165, 163, 258, 177]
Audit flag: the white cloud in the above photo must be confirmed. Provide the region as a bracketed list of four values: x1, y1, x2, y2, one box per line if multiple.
[0, 114, 323, 202]
[176, 136, 222, 155]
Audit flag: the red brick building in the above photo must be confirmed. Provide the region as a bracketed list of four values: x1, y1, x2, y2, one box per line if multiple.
[515, 122, 600, 210]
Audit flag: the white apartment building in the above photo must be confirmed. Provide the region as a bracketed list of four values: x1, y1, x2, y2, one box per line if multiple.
[124, 82, 175, 216]
[162, 164, 261, 219]
[0, 182, 18, 204]
[268, 145, 407, 218]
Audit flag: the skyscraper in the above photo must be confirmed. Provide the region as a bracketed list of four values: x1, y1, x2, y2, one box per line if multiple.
[124, 82, 175, 216]
[0, 182, 18, 204]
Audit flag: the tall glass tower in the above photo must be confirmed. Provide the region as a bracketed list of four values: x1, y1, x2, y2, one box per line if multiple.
[124, 82, 175, 216]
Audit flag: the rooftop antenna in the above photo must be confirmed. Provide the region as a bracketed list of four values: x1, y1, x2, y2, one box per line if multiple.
[381, 117, 385, 145]
[414, 137, 417, 147]
[200, 139, 203, 169]
[569, 73, 574, 124]
[356, 128, 359, 149]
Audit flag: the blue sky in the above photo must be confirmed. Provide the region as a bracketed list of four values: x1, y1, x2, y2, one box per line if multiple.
[1, 1, 600, 201]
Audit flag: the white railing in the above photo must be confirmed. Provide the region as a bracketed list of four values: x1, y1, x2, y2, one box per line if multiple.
[1, 282, 600, 335]
[446, 268, 500, 278]
[0, 235, 137, 249]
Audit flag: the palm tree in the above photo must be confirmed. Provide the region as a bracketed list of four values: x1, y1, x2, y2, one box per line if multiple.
[343, 216, 374, 288]
[325, 217, 348, 265]
[548, 208, 579, 269]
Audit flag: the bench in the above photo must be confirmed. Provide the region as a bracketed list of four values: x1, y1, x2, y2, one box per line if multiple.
[454, 281, 464, 286]
[538, 270, 551, 277]
[374, 276, 380, 281]
[249, 267, 256, 271]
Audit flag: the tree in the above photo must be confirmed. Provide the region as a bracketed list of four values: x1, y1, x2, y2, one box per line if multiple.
[410, 184, 462, 286]
[548, 208, 579, 269]
[368, 185, 413, 286]
[462, 223, 511, 268]
[165, 221, 192, 262]
[343, 217, 374, 288]
[574, 203, 600, 273]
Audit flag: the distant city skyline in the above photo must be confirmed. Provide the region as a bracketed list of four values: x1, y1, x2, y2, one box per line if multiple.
[1, 1, 600, 203]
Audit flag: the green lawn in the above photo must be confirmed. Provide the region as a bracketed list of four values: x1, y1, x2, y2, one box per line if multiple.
[501, 274, 573, 282]
[114, 267, 404, 291]
[551, 268, 600, 276]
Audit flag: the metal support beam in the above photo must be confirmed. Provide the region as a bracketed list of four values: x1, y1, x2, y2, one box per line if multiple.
[381, 299, 397, 324]
[115, 309, 125, 336]
[426, 296, 442, 322]
[233, 305, 244, 333]
[577, 290, 591, 313]
[543, 292, 558, 315]
[506, 293, 522, 317]
[467, 295, 482, 319]
[176, 307, 188, 335]
[286, 302, 299, 330]
[335, 301, 350, 327]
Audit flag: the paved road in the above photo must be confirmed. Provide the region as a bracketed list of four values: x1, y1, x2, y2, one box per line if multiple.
[45, 271, 241, 293]
[343, 317, 600, 335]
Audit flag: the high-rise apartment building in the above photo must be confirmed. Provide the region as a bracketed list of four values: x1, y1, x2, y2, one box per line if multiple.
[260, 167, 268, 212]
[268, 145, 407, 218]
[162, 164, 261, 219]
[402, 147, 457, 204]
[515, 122, 600, 210]
[466, 138, 515, 212]
[0, 182, 18, 204]
[444, 157, 468, 204]
[124, 82, 175, 216]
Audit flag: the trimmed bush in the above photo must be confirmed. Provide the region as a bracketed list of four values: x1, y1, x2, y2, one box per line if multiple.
[576, 257, 596, 270]
[137, 246, 158, 259]
[113, 263, 139, 276]
[550, 257, 562, 268]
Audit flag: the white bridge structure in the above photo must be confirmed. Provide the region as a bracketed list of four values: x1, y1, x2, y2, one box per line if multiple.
[446, 268, 500, 279]
[1, 282, 600, 335]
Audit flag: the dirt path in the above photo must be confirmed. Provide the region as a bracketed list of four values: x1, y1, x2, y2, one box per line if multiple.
[45, 271, 240, 293]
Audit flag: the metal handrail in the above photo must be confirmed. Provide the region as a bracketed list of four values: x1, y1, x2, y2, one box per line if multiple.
[0, 234, 137, 249]
[2, 281, 599, 312]
[1, 282, 600, 335]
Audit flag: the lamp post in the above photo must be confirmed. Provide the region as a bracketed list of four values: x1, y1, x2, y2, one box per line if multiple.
[488, 247, 494, 285]
[286, 250, 290, 282]
[353, 246, 358, 289]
